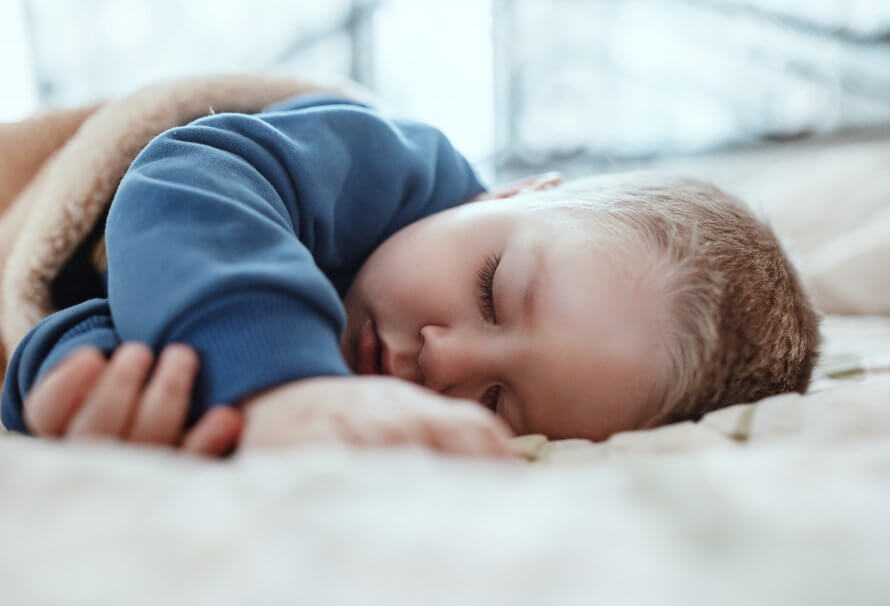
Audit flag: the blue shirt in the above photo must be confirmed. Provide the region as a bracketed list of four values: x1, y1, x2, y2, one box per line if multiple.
[1, 95, 485, 432]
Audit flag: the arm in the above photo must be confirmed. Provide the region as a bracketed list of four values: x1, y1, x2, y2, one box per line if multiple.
[105, 100, 485, 418]
[19, 343, 241, 455]
[1, 301, 241, 456]
[2, 299, 119, 432]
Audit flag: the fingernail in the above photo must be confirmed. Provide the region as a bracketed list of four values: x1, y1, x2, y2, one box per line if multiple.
[163, 344, 199, 372]
[118, 342, 154, 366]
[71, 346, 104, 364]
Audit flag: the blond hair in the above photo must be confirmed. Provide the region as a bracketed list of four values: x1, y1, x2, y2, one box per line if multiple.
[534, 173, 820, 425]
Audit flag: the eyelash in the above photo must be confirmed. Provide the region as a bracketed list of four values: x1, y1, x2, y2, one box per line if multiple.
[481, 384, 501, 413]
[477, 254, 502, 413]
[477, 254, 500, 324]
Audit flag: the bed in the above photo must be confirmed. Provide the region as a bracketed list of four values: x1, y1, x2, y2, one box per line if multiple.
[1, 315, 888, 605]
[1, 75, 888, 605]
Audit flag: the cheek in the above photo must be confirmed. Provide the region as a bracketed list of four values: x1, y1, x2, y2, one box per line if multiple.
[356, 235, 437, 312]
[354, 213, 483, 324]
[364, 251, 460, 325]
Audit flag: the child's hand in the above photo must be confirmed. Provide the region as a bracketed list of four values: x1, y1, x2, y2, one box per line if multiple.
[470, 172, 563, 201]
[239, 376, 517, 459]
[24, 343, 243, 457]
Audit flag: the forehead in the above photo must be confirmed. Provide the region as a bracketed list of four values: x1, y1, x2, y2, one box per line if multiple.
[511, 220, 665, 440]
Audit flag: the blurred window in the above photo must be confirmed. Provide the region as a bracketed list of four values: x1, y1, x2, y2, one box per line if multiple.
[10, 0, 890, 179]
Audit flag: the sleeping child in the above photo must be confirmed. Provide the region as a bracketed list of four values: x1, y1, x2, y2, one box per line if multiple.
[0, 94, 820, 458]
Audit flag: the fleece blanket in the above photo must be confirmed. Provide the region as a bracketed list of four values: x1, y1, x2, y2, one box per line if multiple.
[0, 73, 369, 381]
[1, 74, 889, 605]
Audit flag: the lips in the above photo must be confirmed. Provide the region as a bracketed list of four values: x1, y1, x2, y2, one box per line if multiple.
[356, 318, 389, 375]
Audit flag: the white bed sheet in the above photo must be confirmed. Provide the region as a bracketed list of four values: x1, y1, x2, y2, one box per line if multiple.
[1, 316, 888, 606]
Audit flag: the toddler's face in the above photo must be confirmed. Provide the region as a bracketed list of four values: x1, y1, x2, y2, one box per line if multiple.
[340, 194, 666, 441]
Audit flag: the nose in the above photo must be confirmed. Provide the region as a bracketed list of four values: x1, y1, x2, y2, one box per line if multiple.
[418, 324, 497, 399]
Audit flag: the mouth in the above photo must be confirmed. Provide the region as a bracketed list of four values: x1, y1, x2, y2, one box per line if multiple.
[356, 318, 390, 376]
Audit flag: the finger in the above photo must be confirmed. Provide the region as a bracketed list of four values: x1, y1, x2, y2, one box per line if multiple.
[427, 424, 490, 458]
[434, 405, 517, 459]
[532, 171, 564, 190]
[181, 406, 244, 457]
[25, 347, 106, 436]
[479, 409, 518, 449]
[455, 401, 514, 439]
[468, 408, 519, 459]
[127, 344, 198, 444]
[327, 410, 376, 445]
[67, 342, 153, 438]
[349, 406, 415, 446]
[473, 419, 519, 459]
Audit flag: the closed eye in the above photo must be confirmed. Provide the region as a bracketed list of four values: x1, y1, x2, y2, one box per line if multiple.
[477, 254, 500, 323]
[480, 384, 501, 413]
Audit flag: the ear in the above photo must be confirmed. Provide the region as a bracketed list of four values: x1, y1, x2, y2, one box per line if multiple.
[471, 172, 564, 202]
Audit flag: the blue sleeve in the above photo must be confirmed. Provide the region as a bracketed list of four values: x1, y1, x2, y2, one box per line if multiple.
[105, 100, 485, 416]
[1, 299, 120, 433]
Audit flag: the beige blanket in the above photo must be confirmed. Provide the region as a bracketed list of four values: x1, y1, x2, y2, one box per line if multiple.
[1, 75, 889, 604]
[0, 73, 366, 381]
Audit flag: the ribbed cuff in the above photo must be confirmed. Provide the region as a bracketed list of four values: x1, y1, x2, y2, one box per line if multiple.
[164, 290, 350, 421]
[2, 298, 119, 433]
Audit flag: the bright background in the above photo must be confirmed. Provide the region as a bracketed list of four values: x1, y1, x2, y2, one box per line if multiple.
[2, 0, 890, 182]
